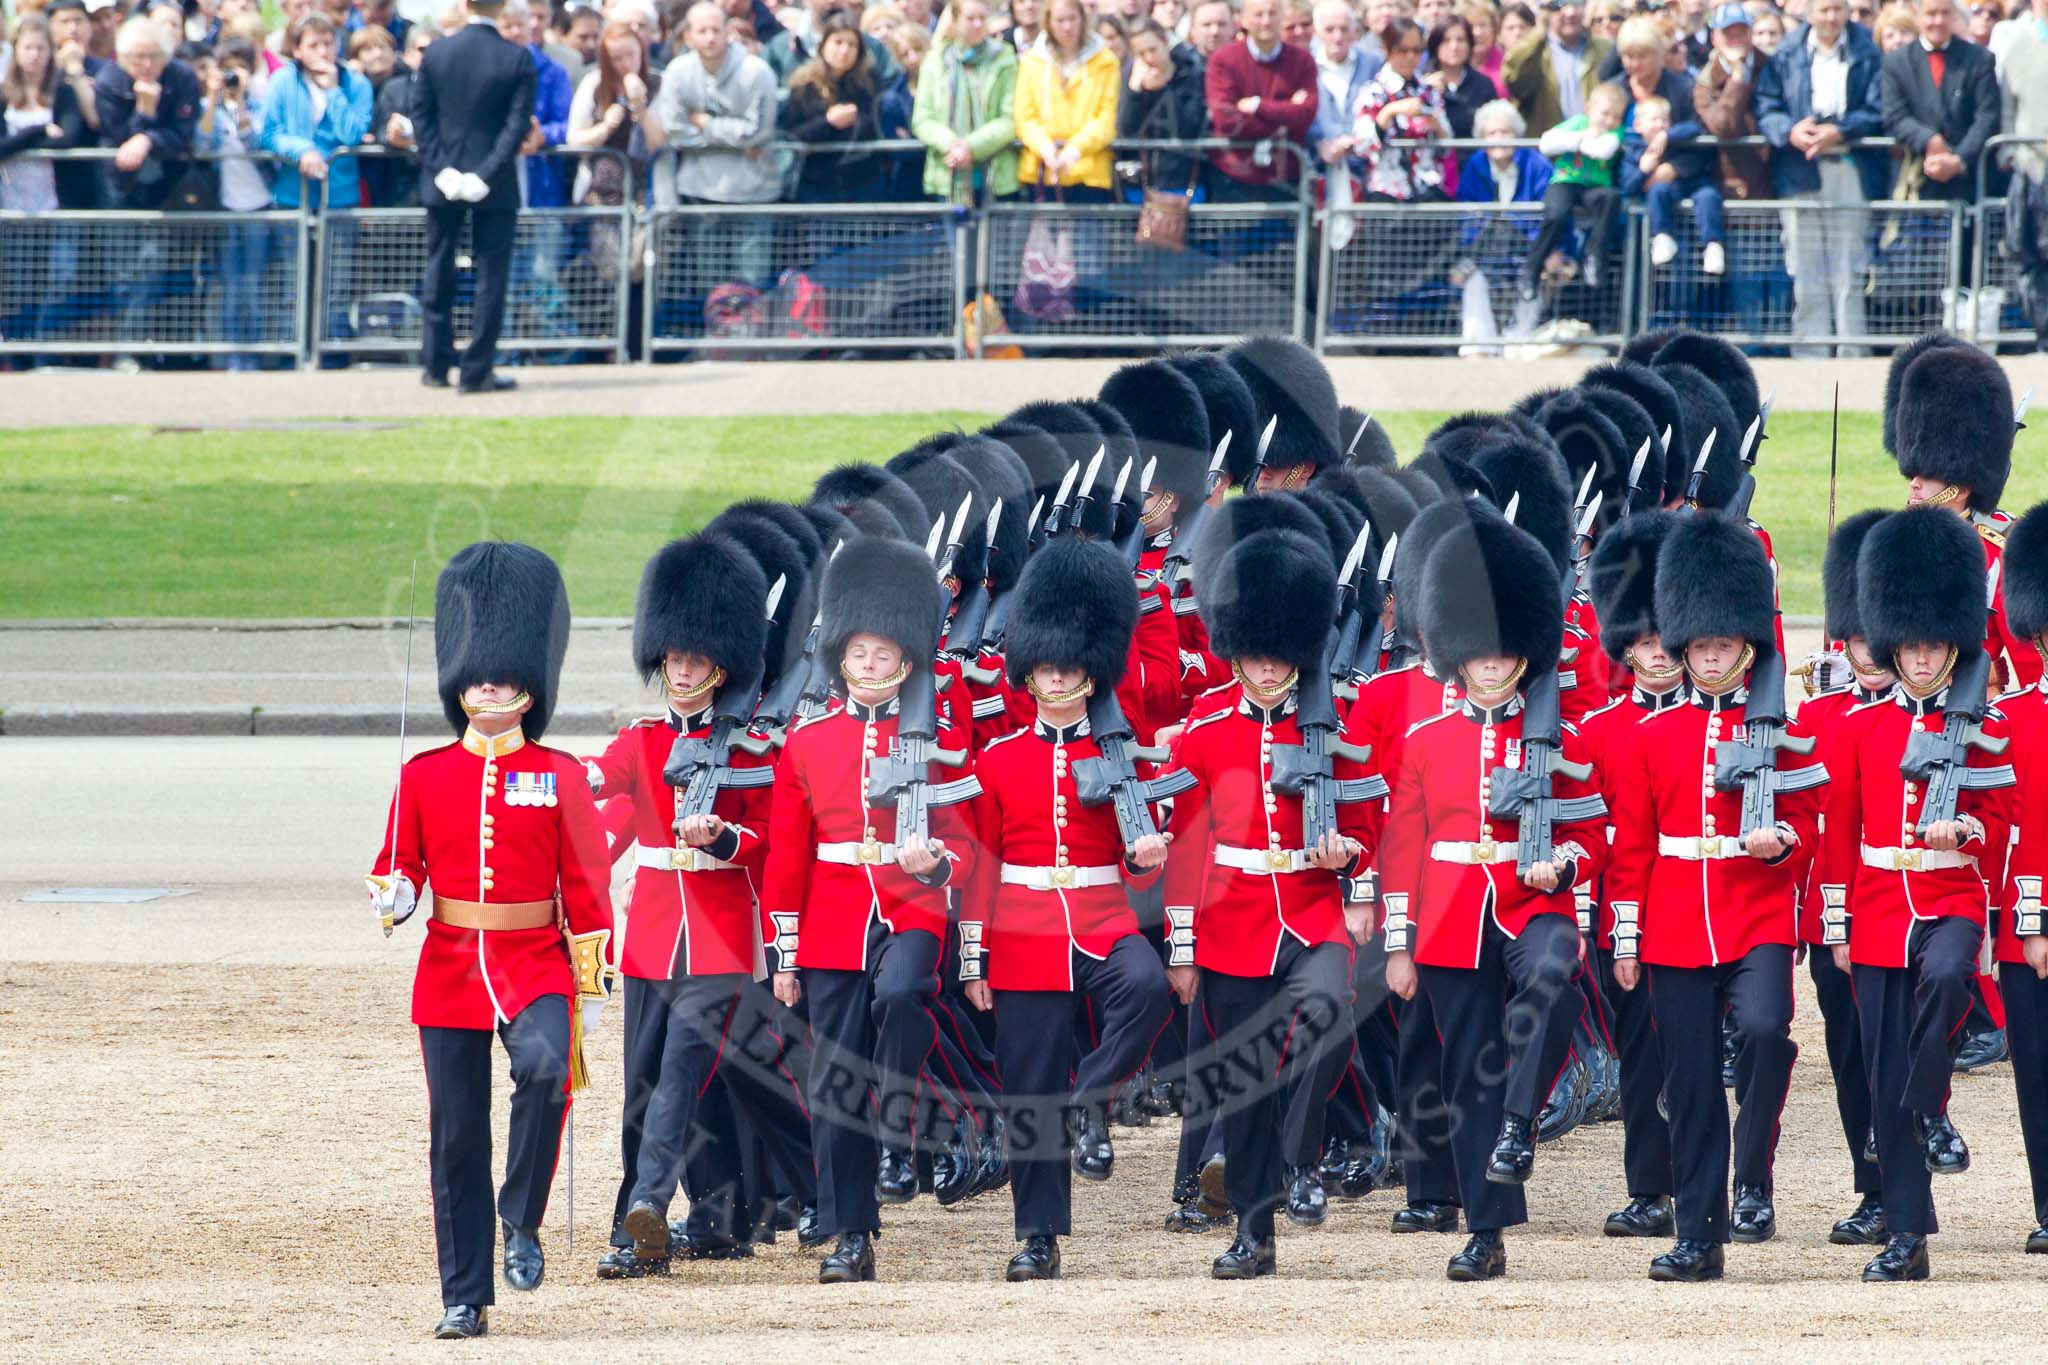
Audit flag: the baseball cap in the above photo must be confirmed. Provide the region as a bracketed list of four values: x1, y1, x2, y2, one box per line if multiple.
[1709, 2, 1751, 28]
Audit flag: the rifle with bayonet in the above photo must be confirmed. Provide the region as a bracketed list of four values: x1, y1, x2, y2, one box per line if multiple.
[1710, 647, 1822, 841]
[1071, 685, 1192, 850]
[864, 608, 976, 847]
[964, 494, 1044, 679]
[1326, 520, 1376, 700]
[1484, 561, 1602, 879]
[1620, 437, 1653, 521]
[1724, 388, 1774, 521]
[1159, 433, 1232, 600]
[1681, 428, 1718, 509]
[942, 504, 1004, 663]
[1270, 637, 1387, 858]
[1900, 649, 2013, 835]
[1245, 414, 1279, 492]
[669, 575, 786, 819]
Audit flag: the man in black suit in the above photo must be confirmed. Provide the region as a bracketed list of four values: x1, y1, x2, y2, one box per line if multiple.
[412, 0, 536, 393]
[1879, 0, 1999, 204]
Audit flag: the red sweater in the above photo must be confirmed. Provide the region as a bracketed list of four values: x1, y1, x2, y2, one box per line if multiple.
[1204, 40, 1318, 188]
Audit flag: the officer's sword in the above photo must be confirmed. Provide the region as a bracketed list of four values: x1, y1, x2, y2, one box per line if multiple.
[1827, 382, 1840, 541]
[380, 561, 417, 937]
[1343, 410, 1373, 461]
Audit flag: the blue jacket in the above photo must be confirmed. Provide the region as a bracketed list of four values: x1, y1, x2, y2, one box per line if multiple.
[1455, 146, 1555, 252]
[523, 44, 573, 208]
[1311, 45, 1384, 150]
[1753, 22, 1891, 199]
[259, 63, 374, 208]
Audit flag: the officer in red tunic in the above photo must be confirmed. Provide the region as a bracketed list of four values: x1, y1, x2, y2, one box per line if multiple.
[1379, 508, 1607, 1283]
[583, 533, 815, 1271]
[959, 536, 1173, 1281]
[1607, 513, 1828, 1283]
[367, 542, 612, 1340]
[1790, 509, 1897, 1249]
[1817, 505, 2017, 1282]
[1164, 525, 1380, 1280]
[1578, 509, 1683, 1239]
[762, 535, 980, 1285]
[1991, 500, 2048, 1257]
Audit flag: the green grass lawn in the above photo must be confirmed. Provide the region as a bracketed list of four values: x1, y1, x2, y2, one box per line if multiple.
[5, 410, 2044, 618]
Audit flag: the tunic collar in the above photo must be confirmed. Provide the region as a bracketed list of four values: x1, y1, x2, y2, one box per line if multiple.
[667, 705, 713, 732]
[1632, 682, 1685, 712]
[1461, 692, 1524, 725]
[462, 725, 527, 758]
[1894, 684, 1947, 718]
[1687, 682, 1749, 713]
[1238, 691, 1299, 725]
[1035, 716, 1092, 744]
[847, 697, 901, 723]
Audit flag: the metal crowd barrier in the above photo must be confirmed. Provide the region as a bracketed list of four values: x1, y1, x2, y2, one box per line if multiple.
[1971, 133, 2043, 346]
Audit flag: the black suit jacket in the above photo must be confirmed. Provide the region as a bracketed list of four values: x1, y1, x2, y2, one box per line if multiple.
[413, 21, 536, 212]
[1881, 38, 1999, 200]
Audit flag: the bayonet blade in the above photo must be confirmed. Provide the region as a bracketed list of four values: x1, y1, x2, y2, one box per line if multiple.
[1208, 430, 1232, 487]
[1375, 533, 1399, 585]
[947, 491, 975, 552]
[1337, 519, 1372, 587]
[1255, 414, 1278, 464]
[923, 517, 945, 562]
[1343, 410, 1373, 461]
[1109, 455, 1135, 510]
[1050, 462, 1079, 517]
[2017, 387, 2033, 429]
[982, 502, 1002, 548]
[764, 573, 787, 622]
[1576, 491, 1604, 541]
[1693, 427, 1716, 476]
[1573, 465, 1596, 513]
[1503, 491, 1521, 524]
[1626, 437, 1652, 496]
[1029, 493, 1047, 532]
[1138, 455, 1158, 497]
[1736, 412, 1762, 467]
[1659, 424, 1672, 454]
[1079, 444, 1106, 500]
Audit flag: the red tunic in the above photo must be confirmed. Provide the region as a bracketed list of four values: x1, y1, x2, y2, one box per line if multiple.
[1997, 682, 2048, 964]
[1561, 602, 1612, 720]
[373, 729, 612, 1031]
[589, 713, 774, 980]
[962, 719, 1160, 990]
[1162, 693, 1380, 976]
[1139, 536, 1227, 707]
[1817, 692, 2014, 969]
[1793, 687, 1879, 944]
[1341, 661, 1463, 787]
[1606, 687, 1827, 968]
[1578, 686, 1684, 947]
[1981, 518, 2045, 689]
[1377, 697, 1607, 969]
[761, 700, 978, 973]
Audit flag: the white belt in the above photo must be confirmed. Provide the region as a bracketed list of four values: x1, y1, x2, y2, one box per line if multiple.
[1428, 839, 1521, 866]
[817, 839, 899, 867]
[1860, 844, 1974, 873]
[1215, 844, 1316, 874]
[1000, 862, 1123, 890]
[636, 845, 741, 873]
[1658, 834, 1750, 861]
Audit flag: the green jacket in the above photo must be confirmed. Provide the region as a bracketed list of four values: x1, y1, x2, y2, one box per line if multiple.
[911, 39, 1019, 202]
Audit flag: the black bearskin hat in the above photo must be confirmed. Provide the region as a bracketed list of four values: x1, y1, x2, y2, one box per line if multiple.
[1391, 497, 1478, 643]
[633, 532, 769, 697]
[1225, 335, 1340, 473]
[1893, 343, 2014, 512]
[1168, 350, 1260, 487]
[1858, 504, 1987, 664]
[1073, 398, 1142, 541]
[1339, 405, 1397, 470]
[1315, 465, 1420, 547]
[1002, 399, 1103, 482]
[703, 508, 809, 688]
[2003, 500, 2048, 641]
[1620, 325, 1688, 367]
[820, 535, 946, 668]
[800, 503, 855, 557]
[1883, 331, 1978, 455]
[1821, 509, 1891, 644]
[1100, 359, 1212, 506]
[1509, 385, 1571, 421]
[1293, 488, 1367, 567]
[887, 444, 991, 588]
[1654, 361, 1741, 512]
[1533, 388, 1630, 538]
[1653, 331, 1760, 433]
[435, 541, 571, 740]
[981, 417, 1064, 509]
[1200, 529, 1336, 672]
[1418, 508, 1563, 685]
[811, 463, 930, 542]
[1472, 432, 1574, 577]
[1190, 492, 1328, 608]
[717, 498, 821, 560]
[1589, 510, 1678, 663]
[950, 433, 1035, 591]
[1580, 361, 1686, 504]
[1654, 513, 1776, 659]
[1389, 464, 1448, 511]
[1002, 536, 1139, 689]
[1569, 383, 1661, 517]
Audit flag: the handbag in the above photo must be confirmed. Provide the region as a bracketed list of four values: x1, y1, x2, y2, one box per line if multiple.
[1136, 178, 1196, 252]
[1013, 183, 1076, 322]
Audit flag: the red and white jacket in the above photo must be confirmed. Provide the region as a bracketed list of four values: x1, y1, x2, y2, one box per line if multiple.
[1578, 681, 1686, 947]
[1997, 680, 2048, 965]
[1559, 607, 1611, 724]
[372, 727, 612, 1030]
[1794, 683, 1892, 945]
[1978, 512, 2045, 689]
[1606, 681, 1827, 968]
[1140, 532, 1227, 708]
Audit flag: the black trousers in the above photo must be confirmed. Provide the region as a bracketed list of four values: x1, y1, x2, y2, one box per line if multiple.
[1855, 916, 1982, 1236]
[995, 935, 1171, 1239]
[1999, 961, 2048, 1228]
[1396, 986, 1460, 1206]
[421, 203, 516, 387]
[1418, 913, 1580, 1232]
[420, 997, 569, 1307]
[1170, 972, 1227, 1204]
[1647, 945, 1796, 1243]
[1594, 942, 1673, 1200]
[1809, 945, 1883, 1199]
[803, 925, 949, 1237]
[1196, 939, 1353, 1241]
[1523, 182, 1621, 288]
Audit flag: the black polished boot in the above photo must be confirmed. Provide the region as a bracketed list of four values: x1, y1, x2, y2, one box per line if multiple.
[1730, 1185, 1776, 1243]
[623, 1200, 671, 1260]
[1917, 1112, 1970, 1175]
[934, 1129, 977, 1207]
[1210, 1230, 1277, 1279]
[1317, 1134, 1352, 1192]
[1863, 1126, 1880, 1166]
[2026, 1225, 2048, 1254]
[1647, 1238, 1725, 1282]
[1485, 1114, 1536, 1185]
[1163, 1200, 1235, 1233]
[433, 1306, 487, 1339]
[1391, 1199, 1460, 1234]
[1285, 1164, 1329, 1227]
[1537, 1059, 1589, 1143]
[796, 1205, 830, 1251]
[818, 1231, 878, 1284]
[1005, 1234, 1062, 1281]
[1604, 1195, 1674, 1238]
[876, 1147, 919, 1205]
[1829, 1196, 1887, 1246]
[1862, 1233, 1931, 1282]
[501, 1223, 544, 1291]
[1954, 1027, 2009, 1073]
[974, 1114, 1012, 1198]
[1068, 1104, 1115, 1182]
[1445, 1229, 1506, 1281]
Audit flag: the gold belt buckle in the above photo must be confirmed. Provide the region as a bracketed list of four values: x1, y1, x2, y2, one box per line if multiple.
[1474, 840, 1497, 864]
[1268, 848, 1295, 872]
[1050, 866, 1077, 888]
[858, 839, 884, 865]
[1698, 837, 1723, 859]
[1897, 849, 1922, 872]
[667, 847, 696, 872]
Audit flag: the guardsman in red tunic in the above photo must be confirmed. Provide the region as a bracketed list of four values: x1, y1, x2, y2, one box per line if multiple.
[589, 533, 814, 1271]
[1163, 524, 1381, 1280]
[1379, 509, 1607, 1284]
[1607, 514, 1828, 1283]
[366, 542, 612, 1340]
[958, 537, 1173, 1281]
[1159, 350, 1262, 704]
[1992, 501, 2048, 1257]
[1578, 510, 1683, 1240]
[763, 536, 981, 1285]
[1790, 509, 1897, 1249]
[1816, 506, 2018, 1282]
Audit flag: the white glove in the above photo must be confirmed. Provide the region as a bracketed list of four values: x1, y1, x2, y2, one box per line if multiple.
[1804, 650, 1854, 693]
[458, 172, 489, 203]
[1581, 130, 1621, 161]
[432, 166, 463, 200]
[581, 993, 609, 1040]
[365, 872, 418, 927]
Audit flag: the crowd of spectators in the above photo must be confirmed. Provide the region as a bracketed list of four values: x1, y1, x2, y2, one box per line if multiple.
[3, 0, 2048, 357]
